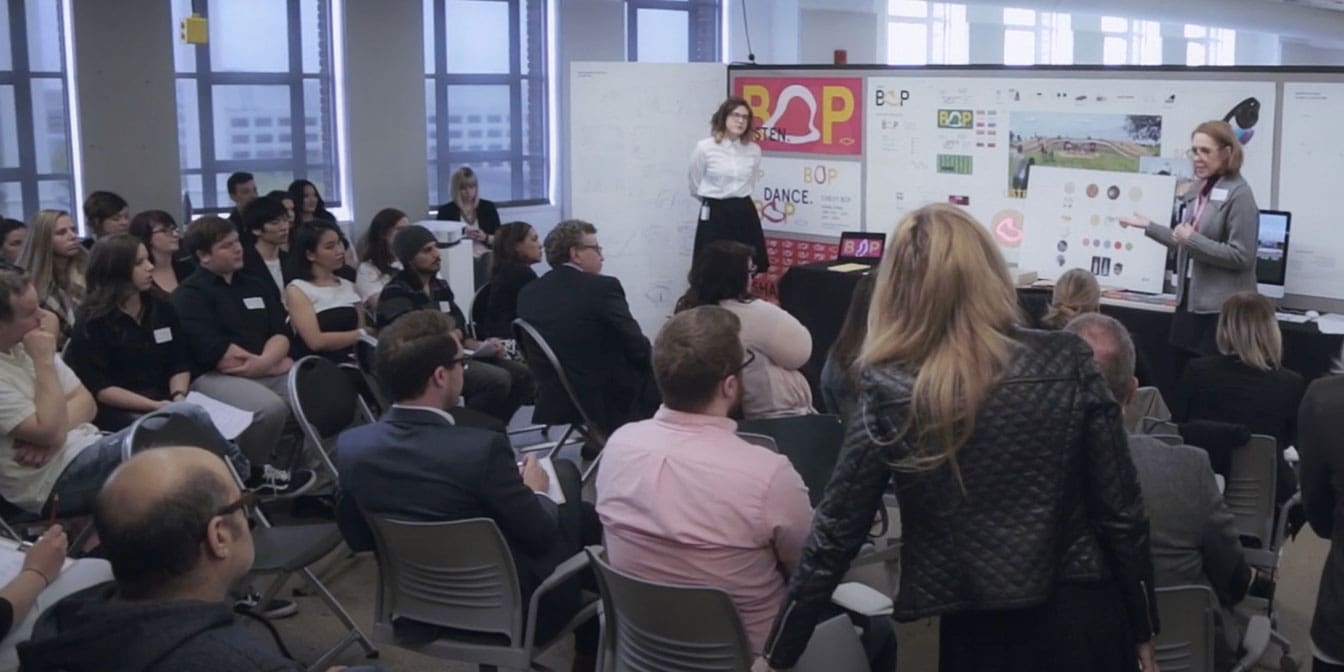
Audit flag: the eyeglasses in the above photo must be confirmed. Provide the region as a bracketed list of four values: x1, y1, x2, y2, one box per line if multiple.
[577, 244, 603, 255]
[153, 227, 179, 236]
[728, 112, 751, 120]
[725, 350, 756, 378]
[215, 489, 258, 519]
[1186, 145, 1224, 159]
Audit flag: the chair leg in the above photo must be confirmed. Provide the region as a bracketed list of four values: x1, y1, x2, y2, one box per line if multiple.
[544, 425, 577, 460]
[301, 567, 377, 658]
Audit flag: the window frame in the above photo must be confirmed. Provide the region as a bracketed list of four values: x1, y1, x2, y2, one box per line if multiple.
[0, 0, 74, 220]
[426, 0, 549, 208]
[1101, 16, 1162, 66]
[1184, 24, 1236, 67]
[174, 0, 340, 214]
[625, 0, 720, 63]
[1002, 8, 1072, 66]
[886, 1, 969, 66]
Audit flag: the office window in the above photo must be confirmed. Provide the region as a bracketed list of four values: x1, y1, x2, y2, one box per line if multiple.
[172, 0, 340, 212]
[426, 0, 548, 206]
[1185, 24, 1235, 66]
[0, 0, 74, 220]
[1101, 16, 1161, 66]
[625, 0, 719, 63]
[887, 1, 968, 66]
[1002, 8, 1072, 65]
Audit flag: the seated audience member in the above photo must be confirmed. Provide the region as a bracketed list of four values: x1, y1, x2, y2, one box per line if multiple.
[1174, 291, 1303, 504]
[225, 171, 258, 229]
[129, 210, 193, 298]
[675, 240, 813, 418]
[0, 524, 66, 640]
[285, 221, 363, 363]
[1, 218, 26, 267]
[288, 179, 336, 224]
[173, 216, 308, 484]
[16, 210, 86, 341]
[598, 306, 895, 669]
[516, 220, 658, 437]
[1040, 268, 1100, 330]
[377, 225, 531, 423]
[437, 166, 501, 288]
[1066, 313, 1267, 667]
[354, 208, 407, 309]
[335, 310, 598, 670]
[479, 221, 541, 339]
[263, 189, 296, 225]
[65, 235, 192, 431]
[80, 191, 131, 250]
[241, 196, 291, 303]
[0, 270, 270, 514]
[17, 447, 353, 672]
[1299, 374, 1344, 672]
[820, 275, 873, 421]
[291, 220, 358, 283]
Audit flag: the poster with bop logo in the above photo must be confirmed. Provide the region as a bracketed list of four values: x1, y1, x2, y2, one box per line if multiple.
[735, 77, 863, 155]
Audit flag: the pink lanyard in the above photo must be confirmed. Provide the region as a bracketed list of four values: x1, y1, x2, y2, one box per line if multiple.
[1189, 182, 1214, 231]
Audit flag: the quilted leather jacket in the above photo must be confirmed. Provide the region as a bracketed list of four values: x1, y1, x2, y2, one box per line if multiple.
[764, 328, 1159, 668]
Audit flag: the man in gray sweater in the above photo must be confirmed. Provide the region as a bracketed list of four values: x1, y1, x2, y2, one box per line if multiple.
[1066, 313, 1268, 667]
[17, 446, 370, 672]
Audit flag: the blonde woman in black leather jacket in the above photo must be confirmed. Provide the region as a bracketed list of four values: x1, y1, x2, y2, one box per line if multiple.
[763, 204, 1159, 672]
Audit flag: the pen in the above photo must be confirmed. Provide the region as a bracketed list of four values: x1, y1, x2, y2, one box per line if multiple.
[48, 494, 59, 527]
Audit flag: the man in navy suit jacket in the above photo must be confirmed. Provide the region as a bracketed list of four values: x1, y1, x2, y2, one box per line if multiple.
[334, 310, 598, 666]
[515, 220, 659, 439]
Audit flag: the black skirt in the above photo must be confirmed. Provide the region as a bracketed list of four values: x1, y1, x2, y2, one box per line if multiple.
[938, 582, 1137, 672]
[693, 196, 769, 273]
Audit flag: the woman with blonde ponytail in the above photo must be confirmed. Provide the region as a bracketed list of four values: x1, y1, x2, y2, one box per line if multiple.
[1041, 268, 1100, 330]
[762, 204, 1159, 672]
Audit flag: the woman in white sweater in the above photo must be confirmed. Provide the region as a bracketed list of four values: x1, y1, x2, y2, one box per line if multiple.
[675, 240, 813, 418]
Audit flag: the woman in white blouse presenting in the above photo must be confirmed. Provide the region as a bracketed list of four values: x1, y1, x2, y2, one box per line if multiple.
[689, 96, 769, 273]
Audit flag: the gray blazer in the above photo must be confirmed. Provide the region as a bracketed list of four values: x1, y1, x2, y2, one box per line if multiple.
[1144, 172, 1259, 313]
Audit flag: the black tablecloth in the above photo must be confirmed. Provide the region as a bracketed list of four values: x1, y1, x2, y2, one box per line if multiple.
[779, 261, 1343, 408]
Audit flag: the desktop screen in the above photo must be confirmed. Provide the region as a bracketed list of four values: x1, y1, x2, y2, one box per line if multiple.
[1256, 210, 1290, 287]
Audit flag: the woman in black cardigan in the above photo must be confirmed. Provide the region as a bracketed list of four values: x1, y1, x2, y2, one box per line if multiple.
[480, 221, 540, 339]
[436, 166, 501, 289]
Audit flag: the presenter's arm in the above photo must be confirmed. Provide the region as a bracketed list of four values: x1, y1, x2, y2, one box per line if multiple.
[1119, 214, 1175, 249]
[1181, 185, 1258, 271]
[688, 141, 707, 198]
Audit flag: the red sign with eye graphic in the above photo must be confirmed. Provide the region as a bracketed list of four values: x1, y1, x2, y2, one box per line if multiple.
[735, 77, 863, 155]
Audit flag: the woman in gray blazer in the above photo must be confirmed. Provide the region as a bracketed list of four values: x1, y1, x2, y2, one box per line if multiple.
[1121, 120, 1259, 354]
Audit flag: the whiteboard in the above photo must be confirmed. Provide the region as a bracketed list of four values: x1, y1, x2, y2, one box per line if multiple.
[1279, 82, 1344, 301]
[568, 62, 726, 336]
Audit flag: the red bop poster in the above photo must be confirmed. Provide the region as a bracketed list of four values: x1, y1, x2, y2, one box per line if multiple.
[734, 77, 863, 155]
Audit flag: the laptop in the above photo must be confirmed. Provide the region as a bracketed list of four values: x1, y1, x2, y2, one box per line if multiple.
[832, 231, 887, 270]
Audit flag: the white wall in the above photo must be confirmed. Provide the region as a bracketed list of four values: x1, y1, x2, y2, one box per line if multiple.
[1281, 39, 1344, 66]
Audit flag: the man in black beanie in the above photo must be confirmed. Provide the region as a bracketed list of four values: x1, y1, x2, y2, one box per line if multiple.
[376, 225, 533, 423]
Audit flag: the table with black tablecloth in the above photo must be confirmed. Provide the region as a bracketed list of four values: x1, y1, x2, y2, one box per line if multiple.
[778, 260, 1343, 410]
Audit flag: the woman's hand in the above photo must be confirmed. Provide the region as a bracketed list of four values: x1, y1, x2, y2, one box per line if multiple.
[1118, 215, 1150, 229]
[465, 228, 488, 242]
[23, 524, 67, 585]
[1172, 223, 1196, 244]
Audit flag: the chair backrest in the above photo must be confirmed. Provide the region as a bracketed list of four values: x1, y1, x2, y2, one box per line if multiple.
[354, 333, 379, 377]
[290, 356, 371, 440]
[123, 409, 233, 466]
[737, 415, 846, 508]
[1141, 416, 1180, 436]
[469, 282, 492, 339]
[586, 548, 753, 672]
[512, 318, 600, 434]
[363, 514, 523, 642]
[1153, 585, 1217, 672]
[1225, 434, 1278, 547]
[1150, 434, 1184, 446]
[736, 432, 778, 452]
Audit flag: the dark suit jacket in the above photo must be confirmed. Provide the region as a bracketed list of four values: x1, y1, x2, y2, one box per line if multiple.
[1298, 374, 1344, 660]
[515, 265, 656, 434]
[335, 406, 562, 596]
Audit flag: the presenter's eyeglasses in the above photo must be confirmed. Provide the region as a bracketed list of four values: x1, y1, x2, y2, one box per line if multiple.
[728, 112, 751, 120]
[1186, 145, 1224, 158]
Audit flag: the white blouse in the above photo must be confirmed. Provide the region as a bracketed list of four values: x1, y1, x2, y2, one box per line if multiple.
[289, 277, 361, 313]
[688, 136, 761, 200]
[354, 260, 402, 301]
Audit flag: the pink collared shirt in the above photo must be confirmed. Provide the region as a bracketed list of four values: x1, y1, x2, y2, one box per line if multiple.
[596, 406, 813, 653]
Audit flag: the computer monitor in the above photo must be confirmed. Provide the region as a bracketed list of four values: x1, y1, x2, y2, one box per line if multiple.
[837, 231, 887, 264]
[1256, 209, 1291, 299]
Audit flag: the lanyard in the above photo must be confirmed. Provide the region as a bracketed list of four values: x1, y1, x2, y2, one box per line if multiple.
[1189, 194, 1210, 231]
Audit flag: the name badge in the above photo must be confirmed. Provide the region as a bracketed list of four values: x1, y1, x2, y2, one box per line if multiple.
[243, 296, 266, 310]
[1210, 188, 1229, 202]
[699, 204, 711, 221]
[153, 327, 173, 344]
[439, 301, 453, 313]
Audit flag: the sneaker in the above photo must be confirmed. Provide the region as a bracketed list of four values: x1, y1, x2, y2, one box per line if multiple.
[234, 591, 299, 619]
[247, 465, 317, 499]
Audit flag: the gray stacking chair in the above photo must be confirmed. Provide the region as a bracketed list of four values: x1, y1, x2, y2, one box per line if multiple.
[1154, 585, 1270, 672]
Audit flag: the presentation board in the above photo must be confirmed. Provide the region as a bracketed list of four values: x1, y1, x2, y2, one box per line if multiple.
[568, 62, 726, 336]
[726, 66, 1344, 305]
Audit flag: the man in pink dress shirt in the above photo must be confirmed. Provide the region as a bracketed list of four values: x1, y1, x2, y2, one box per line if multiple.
[595, 305, 812, 654]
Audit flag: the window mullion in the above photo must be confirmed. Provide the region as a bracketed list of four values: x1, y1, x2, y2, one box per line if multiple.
[508, 0, 523, 200]
[287, 0, 305, 182]
[9, 0, 39, 214]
